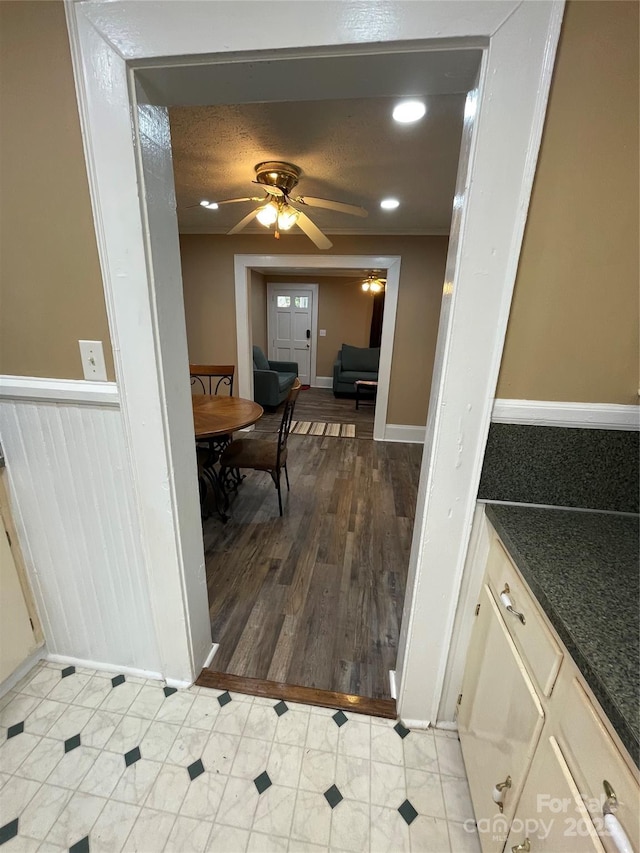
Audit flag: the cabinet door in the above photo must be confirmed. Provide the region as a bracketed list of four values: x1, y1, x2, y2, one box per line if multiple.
[459, 584, 545, 853]
[505, 735, 605, 852]
[0, 522, 37, 682]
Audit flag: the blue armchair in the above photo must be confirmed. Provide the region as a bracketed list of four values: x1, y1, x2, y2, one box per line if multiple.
[252, 346, 298, 409]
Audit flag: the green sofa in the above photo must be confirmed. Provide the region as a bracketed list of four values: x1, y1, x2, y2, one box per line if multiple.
[252, 345, 298, 409]
[333, 343, 380, 396]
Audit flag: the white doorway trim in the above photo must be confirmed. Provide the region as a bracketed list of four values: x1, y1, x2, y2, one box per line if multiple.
[266, 282, 319, 388]
[235, 254, 400, 442]
[65, 1, 563, 714]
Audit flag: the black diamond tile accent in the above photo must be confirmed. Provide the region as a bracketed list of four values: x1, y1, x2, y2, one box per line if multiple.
[69, 835, 90, 853]
[7, 722, 24, 739]
[61, 666, 76, 679]
[64, 733, 81, 753]
[124, 746, 141, 767]
[254, 771, 272, 794]
[0, 818, 18, 845]
[111, 674, 125, 688]
[324, 784, 343, 809]
[273, 700, 288, 717]
[332, 710, 348, 727]
[398, 799, 418, 825]
[188, 759, 205, 781]
[163, 686, 177, 697]
[394, 721, 410, 739]
[217, 691, 232, 708]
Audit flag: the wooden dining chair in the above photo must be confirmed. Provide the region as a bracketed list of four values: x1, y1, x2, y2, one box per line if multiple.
[189, 364, 235, 396]
[219, 379, 301, 516]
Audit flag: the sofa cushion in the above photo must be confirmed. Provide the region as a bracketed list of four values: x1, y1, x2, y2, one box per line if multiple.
[277, 372, 297, 391]
[339, 370, 379, 383]
[252, 345, 270, 371]
[341, 344, 380, 373]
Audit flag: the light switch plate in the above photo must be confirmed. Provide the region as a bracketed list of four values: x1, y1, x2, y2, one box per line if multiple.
[319, 329, 327, 337]
[78, 340, 107, 381]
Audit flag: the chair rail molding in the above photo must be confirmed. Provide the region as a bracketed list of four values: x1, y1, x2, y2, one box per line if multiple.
[0, 375, 119, 406]
[492, 399, 640, 430]
[65, 0, 564, 727]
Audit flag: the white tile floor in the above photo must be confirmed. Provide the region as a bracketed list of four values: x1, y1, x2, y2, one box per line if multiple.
[0, 661, 480, 852]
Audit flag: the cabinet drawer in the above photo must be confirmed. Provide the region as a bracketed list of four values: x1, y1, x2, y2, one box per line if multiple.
[487, 536, 563, 697]
[553, 674, 639, 853]
[505, 735, 605, 852]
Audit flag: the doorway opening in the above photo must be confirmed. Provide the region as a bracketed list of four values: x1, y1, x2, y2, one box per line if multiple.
[168, 58, 467, 706]
[68, 0, 561, 722]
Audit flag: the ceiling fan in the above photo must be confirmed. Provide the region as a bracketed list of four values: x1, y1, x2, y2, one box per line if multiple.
[198, 161, 368, 250]
[350, 271, 387, 293]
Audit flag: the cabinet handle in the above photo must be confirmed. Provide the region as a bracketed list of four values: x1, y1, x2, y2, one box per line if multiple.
[500, 584, 526, 624]
[492, 775, 512, 812]
[511, 840, 530, 853]
[603, 780, 634, 853]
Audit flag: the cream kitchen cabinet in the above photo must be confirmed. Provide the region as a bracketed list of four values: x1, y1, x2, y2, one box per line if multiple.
[0, 471, 42, 685]
[459, 522, 639, 853]
[504, 734, 604, 852]
[458, 583, 545, 853]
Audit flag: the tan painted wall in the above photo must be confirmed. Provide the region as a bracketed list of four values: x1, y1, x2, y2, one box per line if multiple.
[497, 0, 639, 404]
[0, 1, 114, 381]
[179, 234, 448, 425]
[263, 275, 374, 377]
[250, 270, 267, 354]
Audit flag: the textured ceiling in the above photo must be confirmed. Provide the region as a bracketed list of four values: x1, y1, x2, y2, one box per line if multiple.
[169, 94, 465, 237]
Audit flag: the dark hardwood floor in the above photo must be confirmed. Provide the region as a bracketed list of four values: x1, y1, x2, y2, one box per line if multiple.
[203, 391, 422, 700]
[254, 387, 376, 439]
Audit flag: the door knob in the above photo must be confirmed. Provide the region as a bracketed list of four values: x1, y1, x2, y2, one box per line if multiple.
[511, 840, 530, 853]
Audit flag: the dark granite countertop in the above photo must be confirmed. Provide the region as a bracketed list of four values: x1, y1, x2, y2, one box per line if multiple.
[484, 503, 639, 766]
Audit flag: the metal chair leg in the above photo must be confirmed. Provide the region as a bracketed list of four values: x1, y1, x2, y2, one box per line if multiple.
[276, 471, 283, 516]
[284, 463, 290, 491]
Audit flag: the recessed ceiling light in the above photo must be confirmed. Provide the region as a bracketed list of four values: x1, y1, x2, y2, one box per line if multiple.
[392, 100, 426, 123]
[200, 200, 219, 209]
[380, 198, 400, 210]
[200, 200, 210, 207]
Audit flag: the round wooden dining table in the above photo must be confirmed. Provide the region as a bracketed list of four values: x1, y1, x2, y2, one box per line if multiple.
[192, 395, 263, 439]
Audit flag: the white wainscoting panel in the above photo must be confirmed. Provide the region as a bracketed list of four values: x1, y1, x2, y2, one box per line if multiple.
[0, 398, 161, 673]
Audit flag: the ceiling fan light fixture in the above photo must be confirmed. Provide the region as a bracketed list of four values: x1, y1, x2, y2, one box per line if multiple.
[207, 202, 219, 210]
[361, 282, 370, 292]
[380, 198, 400, 210]
[392, 100, 426, 123]
[370, 281, 382, 293]
[256, 202, 278, 226]
[200, 200, 210, 207]
[277, 205, 299, 231]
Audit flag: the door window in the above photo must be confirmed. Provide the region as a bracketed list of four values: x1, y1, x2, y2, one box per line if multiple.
[276, 295, 291, 307]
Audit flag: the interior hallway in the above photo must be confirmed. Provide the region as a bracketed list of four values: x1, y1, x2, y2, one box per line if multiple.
[203, 391, 423, 699]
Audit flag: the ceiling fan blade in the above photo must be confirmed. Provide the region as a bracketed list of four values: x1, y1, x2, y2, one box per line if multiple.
[215, 196, 264, 206]
[228, 207, 260, 235]
[295, 211, 333, 250]
[295, 196, 368, 218]
[252, 183, 284, 197]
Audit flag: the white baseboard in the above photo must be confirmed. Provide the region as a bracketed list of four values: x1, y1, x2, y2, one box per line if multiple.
[492, 399, 640, 430]
[312, 376, 333, 389]
[383, 424, 426, 443]
[46, 653, 164, 683]
[400, 717, 432, 730]
[202, 643, 219, 670]
[388, 670, 397, 700]
[0, 375, 119, 406]
[0, 645, 47, 698]
[434, 720, 459, 732]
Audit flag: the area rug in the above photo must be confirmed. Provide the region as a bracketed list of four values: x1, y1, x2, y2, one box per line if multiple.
[291, 421, 356, 438]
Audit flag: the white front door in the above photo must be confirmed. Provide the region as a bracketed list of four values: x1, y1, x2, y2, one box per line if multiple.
[268, 286, 314, 386]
